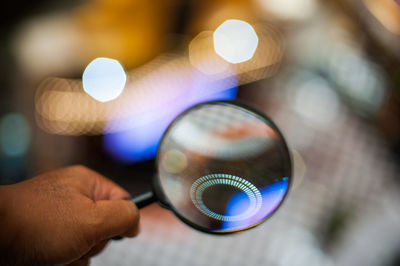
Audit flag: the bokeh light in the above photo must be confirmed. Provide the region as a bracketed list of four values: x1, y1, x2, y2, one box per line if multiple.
[363, 0, 400, 35]
[103, 83, 237, 163]
[35, 77, 107, 135]
[189, 31, 232, 76]
[35, 54, 239, 139]
[327, 44, 386, 117]
[103, 119, 168, 163]
[0, 113, 31, 157]
[190, 23, 284, 84]
[82, 57, 127, 102]
[161, 149, 188, 174]
[102, 54, 238, 163]
[34, 20, 283, 163]
[288, 19, 387, 118]
[290, 74, 340, 128]
[258, 0, 317, 21]
[213, 19, 259, 64]
[235, 23, 284, 83]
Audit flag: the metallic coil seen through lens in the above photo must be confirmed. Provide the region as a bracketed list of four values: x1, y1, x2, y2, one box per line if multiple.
[190, 174, 262, 221]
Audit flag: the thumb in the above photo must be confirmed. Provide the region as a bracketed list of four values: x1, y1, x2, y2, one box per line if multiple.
[92, 200, 140, 240]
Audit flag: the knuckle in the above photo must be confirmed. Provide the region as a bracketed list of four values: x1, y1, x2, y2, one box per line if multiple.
[69, 164, 90, 173]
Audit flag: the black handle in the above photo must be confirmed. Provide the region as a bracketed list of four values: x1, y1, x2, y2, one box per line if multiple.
[111, 191, 157, 240]
[130, 191, 156, 208]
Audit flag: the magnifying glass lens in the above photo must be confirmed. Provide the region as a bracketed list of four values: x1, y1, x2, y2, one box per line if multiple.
[157, 102, 291, 233]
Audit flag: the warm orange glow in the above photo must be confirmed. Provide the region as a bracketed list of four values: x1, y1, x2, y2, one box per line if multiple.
[235, 23, 284, 83]
[35, 78, 107, 135]
[35, 22, 284, 137]
[189, 22, 284, 83]
[364, 0, 400, 35]
[189, 31, 232, 75]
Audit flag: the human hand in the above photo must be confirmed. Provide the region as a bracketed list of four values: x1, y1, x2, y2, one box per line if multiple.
[0, 165, 139, 266]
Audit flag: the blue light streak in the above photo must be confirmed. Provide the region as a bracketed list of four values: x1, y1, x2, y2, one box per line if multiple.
[220, 177, 289, 231]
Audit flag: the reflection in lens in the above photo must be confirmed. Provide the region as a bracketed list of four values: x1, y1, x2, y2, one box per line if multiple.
[190, 174, 262, 222]
[157, 102, 291, 233]
[167, 103, 278, 159]
[222, 177, 288, 231]
[162, 149, 188, 174]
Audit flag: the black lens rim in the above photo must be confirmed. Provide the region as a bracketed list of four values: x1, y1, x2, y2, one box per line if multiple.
[154, 100, 293, 235]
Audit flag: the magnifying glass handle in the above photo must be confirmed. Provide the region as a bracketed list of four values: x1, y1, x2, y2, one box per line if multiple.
[111, 191, 156, 241]
[130, 191, 156, 208]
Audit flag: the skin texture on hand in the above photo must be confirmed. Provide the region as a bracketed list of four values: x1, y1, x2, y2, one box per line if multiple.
[0, 165, 139, 266]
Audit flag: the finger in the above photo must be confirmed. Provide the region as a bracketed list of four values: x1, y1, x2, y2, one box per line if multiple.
[93, 174, 131, 201]
[92, 199, 140, 240]
[66, 165, 131, 201]
[83, 240, 109, 259]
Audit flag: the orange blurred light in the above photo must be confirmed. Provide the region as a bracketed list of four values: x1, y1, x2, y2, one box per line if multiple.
[35, 21, 284, 137]
[363, 0, 400, 35]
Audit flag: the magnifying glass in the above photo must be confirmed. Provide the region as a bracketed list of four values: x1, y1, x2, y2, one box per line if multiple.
[128, 101, 291, 234]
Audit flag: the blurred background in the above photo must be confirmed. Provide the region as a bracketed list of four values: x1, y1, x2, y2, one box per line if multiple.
[1, 0, 400, 265]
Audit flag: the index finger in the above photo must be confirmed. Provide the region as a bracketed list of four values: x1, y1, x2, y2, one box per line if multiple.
[64, 165, 132, 201]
